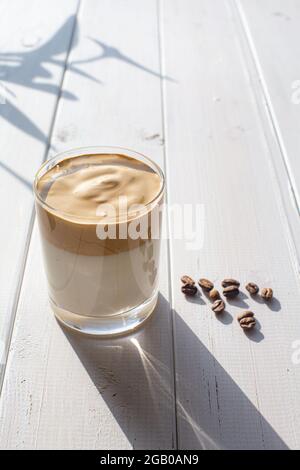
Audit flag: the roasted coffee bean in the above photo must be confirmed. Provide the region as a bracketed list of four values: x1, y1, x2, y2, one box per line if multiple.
[198, 278, 214, 291]
[181, 275, 195, 285]
[181, 283, 197, 296]
[261, 287, 273, 300]
[246, 282, 259, 295]
[209, 288, 220, 301]
[223, 285, 239, 297]
[222, 278, 240, 288]
[238, 311, 256, 329]
[211, 299, 225, 313]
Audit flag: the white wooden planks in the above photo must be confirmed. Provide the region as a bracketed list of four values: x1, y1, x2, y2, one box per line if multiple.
[238, 0, 300, 215]
[161, 0, 300, 449]
[234, 0, 300, 270]
[0, 0, 175, 450]
[1, 0, 300, 451]
[0, 0, 79, 382]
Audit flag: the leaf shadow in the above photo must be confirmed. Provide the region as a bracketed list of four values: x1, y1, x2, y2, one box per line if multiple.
[0, 14, 176, 187]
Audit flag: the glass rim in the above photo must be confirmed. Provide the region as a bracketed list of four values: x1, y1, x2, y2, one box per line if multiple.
[33, 145, 165, 223]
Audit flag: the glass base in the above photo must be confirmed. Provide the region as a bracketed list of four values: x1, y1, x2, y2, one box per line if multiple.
[50, 292, 158, 337]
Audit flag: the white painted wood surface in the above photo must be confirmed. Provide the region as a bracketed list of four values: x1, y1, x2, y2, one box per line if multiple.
[0, 0, 300, 450]
[161, 0, 300, 449]
[0, 0, 175, 450]
[238, 0, 300, 220]
[0, 0, 79, 380]
[232, 0, 300, 271]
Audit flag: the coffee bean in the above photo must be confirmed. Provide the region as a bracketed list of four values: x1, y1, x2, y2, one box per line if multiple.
[209, 288, 220, 301]
[223, 285, 239, 297]
[181, 283, 197, 296]
[246, 282, 259, 295]
[261, 287, 273, 300]
[211, 299, 225, 313]
[198, 278, 214, 291]
[222, 278, 240, 288]
[181, 275, 195, 285]
[238, 311, 256, 329]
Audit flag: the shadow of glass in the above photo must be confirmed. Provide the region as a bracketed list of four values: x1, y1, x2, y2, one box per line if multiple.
[60, 294, 176, 450]
[172, 299, 286, 449]
[60, 292, 288, 450]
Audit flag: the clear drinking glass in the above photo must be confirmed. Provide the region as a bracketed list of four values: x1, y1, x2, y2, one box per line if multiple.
[34, 146, 164, 336]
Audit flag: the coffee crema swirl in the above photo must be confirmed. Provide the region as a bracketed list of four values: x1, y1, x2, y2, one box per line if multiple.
[36, 153, 163, 256]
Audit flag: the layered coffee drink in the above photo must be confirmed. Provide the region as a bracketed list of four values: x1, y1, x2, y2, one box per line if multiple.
[34, 147, 164, 335]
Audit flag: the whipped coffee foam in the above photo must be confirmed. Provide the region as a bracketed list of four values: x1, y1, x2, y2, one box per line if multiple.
[38, 154, 161, 221]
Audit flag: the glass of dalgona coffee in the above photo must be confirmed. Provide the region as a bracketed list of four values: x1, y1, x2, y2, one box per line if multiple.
[34, 147, 165, 336]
